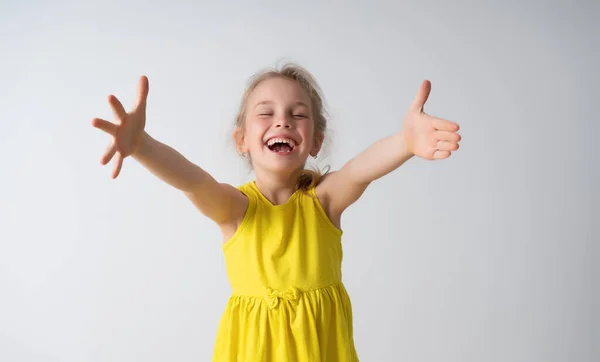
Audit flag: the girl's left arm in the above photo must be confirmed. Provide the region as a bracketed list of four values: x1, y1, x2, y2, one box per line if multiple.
[316, 80, 461, 221]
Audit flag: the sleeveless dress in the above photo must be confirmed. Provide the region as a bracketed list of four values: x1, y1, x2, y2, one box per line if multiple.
[212, 181, 359, 361]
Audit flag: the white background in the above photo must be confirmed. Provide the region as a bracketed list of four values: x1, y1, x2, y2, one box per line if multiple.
[1, 0, 597, 361]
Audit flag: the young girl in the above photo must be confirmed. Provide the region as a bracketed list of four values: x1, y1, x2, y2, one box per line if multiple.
[91, 63, 460, 361]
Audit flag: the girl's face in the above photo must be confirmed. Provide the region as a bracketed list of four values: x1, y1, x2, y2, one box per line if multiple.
[236, 77, 322, 176]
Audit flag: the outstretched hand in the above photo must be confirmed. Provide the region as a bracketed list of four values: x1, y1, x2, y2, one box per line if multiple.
[402, 80, 461, 160]
[91, 76, 149, 178]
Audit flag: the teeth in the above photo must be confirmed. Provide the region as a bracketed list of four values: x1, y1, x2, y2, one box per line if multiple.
[266, 138, 296, 147]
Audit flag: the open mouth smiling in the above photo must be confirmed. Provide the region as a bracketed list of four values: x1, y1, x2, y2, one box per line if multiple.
[265, 137, 297, 154]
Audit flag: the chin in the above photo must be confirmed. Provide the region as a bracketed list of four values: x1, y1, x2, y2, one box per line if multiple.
[257, 150, 306, 174]
[267, 159, 304, 173]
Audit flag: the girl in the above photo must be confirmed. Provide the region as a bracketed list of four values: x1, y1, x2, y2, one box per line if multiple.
[91, 63, 461, 361]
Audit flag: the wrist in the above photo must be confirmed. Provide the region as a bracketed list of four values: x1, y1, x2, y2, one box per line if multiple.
[132, 131, 152, 158]
[394, 130, 414, 159]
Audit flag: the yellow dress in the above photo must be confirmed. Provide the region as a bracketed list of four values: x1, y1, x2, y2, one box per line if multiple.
[212, 181, 359, 361]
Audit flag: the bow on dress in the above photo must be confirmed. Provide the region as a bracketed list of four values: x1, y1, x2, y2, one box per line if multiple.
[265, 287, 300, 309]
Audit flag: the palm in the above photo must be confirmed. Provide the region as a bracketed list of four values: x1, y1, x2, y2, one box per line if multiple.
[113, 108, 145, 156]
[91, 76, 149, 178]
[402, 80, 461, 160]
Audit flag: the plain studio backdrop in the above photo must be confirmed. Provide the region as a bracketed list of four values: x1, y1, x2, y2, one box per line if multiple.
[1, 0, 597, 361]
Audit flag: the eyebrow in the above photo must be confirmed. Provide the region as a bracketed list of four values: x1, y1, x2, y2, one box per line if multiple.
[253, 100, 310, 109]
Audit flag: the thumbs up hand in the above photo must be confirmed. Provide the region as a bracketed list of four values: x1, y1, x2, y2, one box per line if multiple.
[401, 80, 461, 160]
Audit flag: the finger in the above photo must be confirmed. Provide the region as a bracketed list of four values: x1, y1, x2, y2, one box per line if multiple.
[108, 95, 128, 123]
[134, 75, 149, 111]
[91, 118, 117, 136]
[112, 152, 124, 179]
[410, 80, 431, 113]
[432, 117, 459, 132]
[437, 141, 460, 152]
[101, 141, 117, 165]
[433, 150, 451, 159]
[435, 130, 461, 143]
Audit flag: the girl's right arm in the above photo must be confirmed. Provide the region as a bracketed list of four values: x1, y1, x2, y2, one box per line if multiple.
[91, 76, 247, 229]
[133, 132, 248, 226]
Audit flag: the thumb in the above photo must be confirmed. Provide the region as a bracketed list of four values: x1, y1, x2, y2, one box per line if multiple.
[410, 80, 431, 113]
[134, 75, 149, 111]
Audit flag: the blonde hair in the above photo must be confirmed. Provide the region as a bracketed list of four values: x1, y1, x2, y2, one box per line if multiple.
[234, 62, 330, 191]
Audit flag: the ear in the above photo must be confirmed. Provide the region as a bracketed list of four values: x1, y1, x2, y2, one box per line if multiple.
[233, 127, 247, 154]
[310, 131, 325, 157]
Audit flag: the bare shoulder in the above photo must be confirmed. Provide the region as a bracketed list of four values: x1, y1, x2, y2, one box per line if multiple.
[315, 170, 339, 203]
[315, 171, 343, 229]
[184, 181, 249, 241]
[315, 167, 370, 223]
[215, 183, 249, 241]
[217, 181, 249, 203]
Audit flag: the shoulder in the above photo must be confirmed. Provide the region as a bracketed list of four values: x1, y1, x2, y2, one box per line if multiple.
[313, 172, 343, 229]
[235, 181, 261, 202]
[314, 171, 338, 204]
[314, 168, 370, 224]
[217, 181, 255, 241]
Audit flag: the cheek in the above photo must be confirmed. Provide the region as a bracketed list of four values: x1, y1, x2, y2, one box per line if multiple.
[298, 123, 315, 144]
[245, 120, 269, 146]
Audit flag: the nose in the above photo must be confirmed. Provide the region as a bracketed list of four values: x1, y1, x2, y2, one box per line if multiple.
[275, 117, 292, 128]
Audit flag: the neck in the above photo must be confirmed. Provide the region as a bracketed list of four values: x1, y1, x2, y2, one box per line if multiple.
[253, 167, 303, 205]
